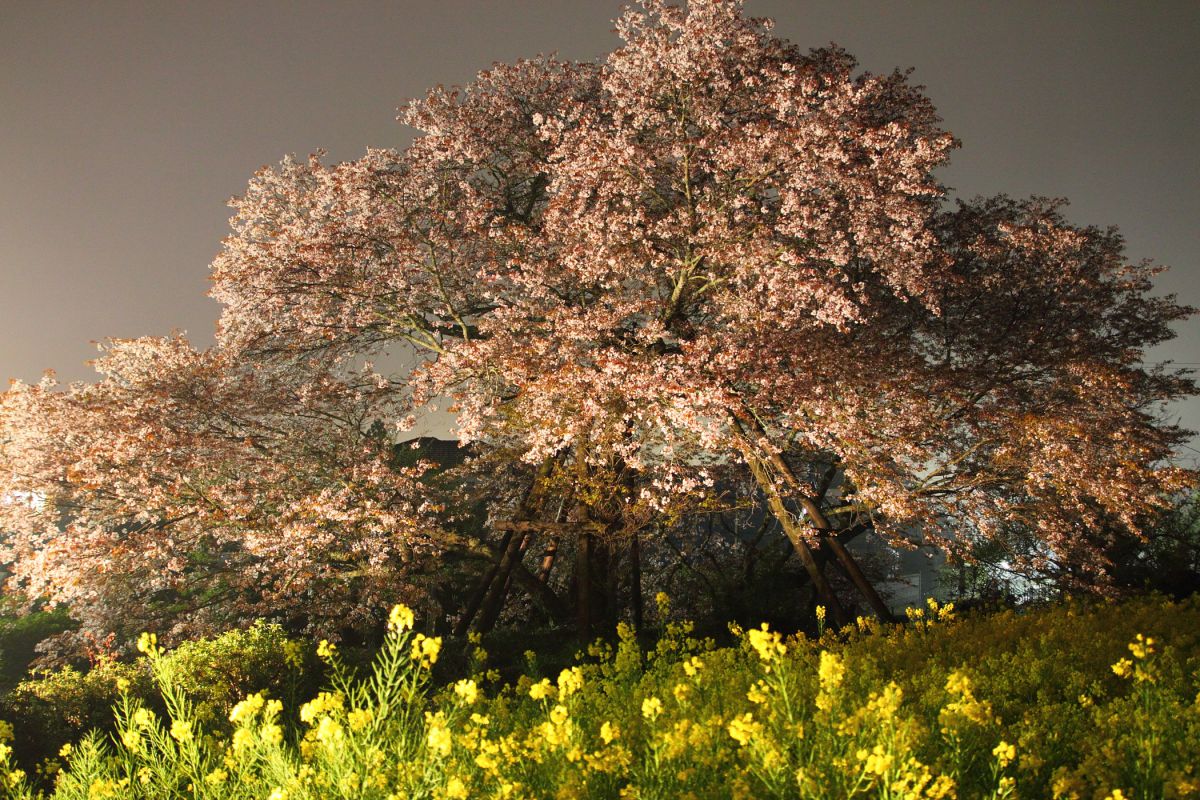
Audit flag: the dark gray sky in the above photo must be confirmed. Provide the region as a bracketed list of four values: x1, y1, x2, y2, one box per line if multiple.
[2, 0, 1197, 461]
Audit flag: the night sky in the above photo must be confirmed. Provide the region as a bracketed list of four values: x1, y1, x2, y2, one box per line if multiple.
[2, 0, 1197, 461]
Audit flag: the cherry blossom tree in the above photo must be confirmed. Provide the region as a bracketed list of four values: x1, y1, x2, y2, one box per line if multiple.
[5, 0, 1194, 640]
[208, 0, 1193, 629]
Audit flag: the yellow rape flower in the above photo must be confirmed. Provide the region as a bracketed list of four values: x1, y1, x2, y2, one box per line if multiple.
[232, 728, 255, 752]
[866, 682, 903, 720]
[747, 624, 786, 662]
[300, 692, 344, 724]
[88, 779, 119, 799]
[1128, 633, 1155, 660]
[426, 712, 452, 757]
[281, 640, 303, 669]
[528, 678, 555, 701]
[316, 640, 337, 660]
[600, 721, 619, 744]
[348, 708, 374, 732]
[641, 696, 664, 721]
[388, 603, 415, 632]
[557, 667, 584, 699]
[454, 679, 479, 705]
[655, 591, 670, 613]
[121, 729, 142, 753]
[260, 723, 283, 746]
[445, 777, 470, 799]
[315, 716, 344, 745]
[861, 744, 893, 776]
[136, 632, 160, 657]
[475, 745, 500, 772]
[411, 634, 442, 668]
[945, 671, 972, 697]
[818, 651, 845, 691]
[993, 740, 1016, 768]
[230, 693, 266, 724]
[169, 720, 193, 743]
[727, 713, 759, 746]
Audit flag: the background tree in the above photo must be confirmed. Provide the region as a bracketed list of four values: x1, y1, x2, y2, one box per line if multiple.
[0, 335, 445, 653]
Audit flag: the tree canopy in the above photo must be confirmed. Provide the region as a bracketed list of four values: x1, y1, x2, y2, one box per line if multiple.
[1, 0, 1193, 649]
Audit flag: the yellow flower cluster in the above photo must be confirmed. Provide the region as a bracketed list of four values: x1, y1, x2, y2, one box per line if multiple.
[135, 632, 161, 658]
[426, 711, 452, 757]
[229, 692, 266, 724]
[299, 691, 344, 724]
[641, 696, 664, 721]
[747, 623, 787, 663]
[557, 667, 584, 699]
[528, 678, 555, 702]
[411, 633, 442, 669]
[993, 740, 1016, 768]
[1112, 633, 1158, 684]
[726, 713, 761, 747]
[815, 650, 845, 712]
[12, 596, 1199, 800]
[388, 603, 415, 632]
[939, 671, 995, 732]
[453, 678, 479, 705]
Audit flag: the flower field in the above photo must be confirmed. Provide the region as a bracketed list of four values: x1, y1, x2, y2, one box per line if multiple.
[1, 595, 1198, 799]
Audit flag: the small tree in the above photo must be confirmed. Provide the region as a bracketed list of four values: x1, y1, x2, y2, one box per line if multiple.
[0, 336, 444, 648]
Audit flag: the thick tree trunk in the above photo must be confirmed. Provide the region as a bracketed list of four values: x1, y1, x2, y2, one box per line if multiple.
[822, 533, 895, 623]
[474, 531, 528, 633]
[630, 532, 643, 631]
[577, 530, 593, 638]
[453, 529, 513, 636]
[784, 480, 894, 623]
[603, 538, 619, 632]
[574, 527, 617, 638]
[737, 436, 850, 628]
[459, 457, 555, 635]
[510, 561, 569, 624]
[470, 532, 523, 633]
[738, 411, 895, 623]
